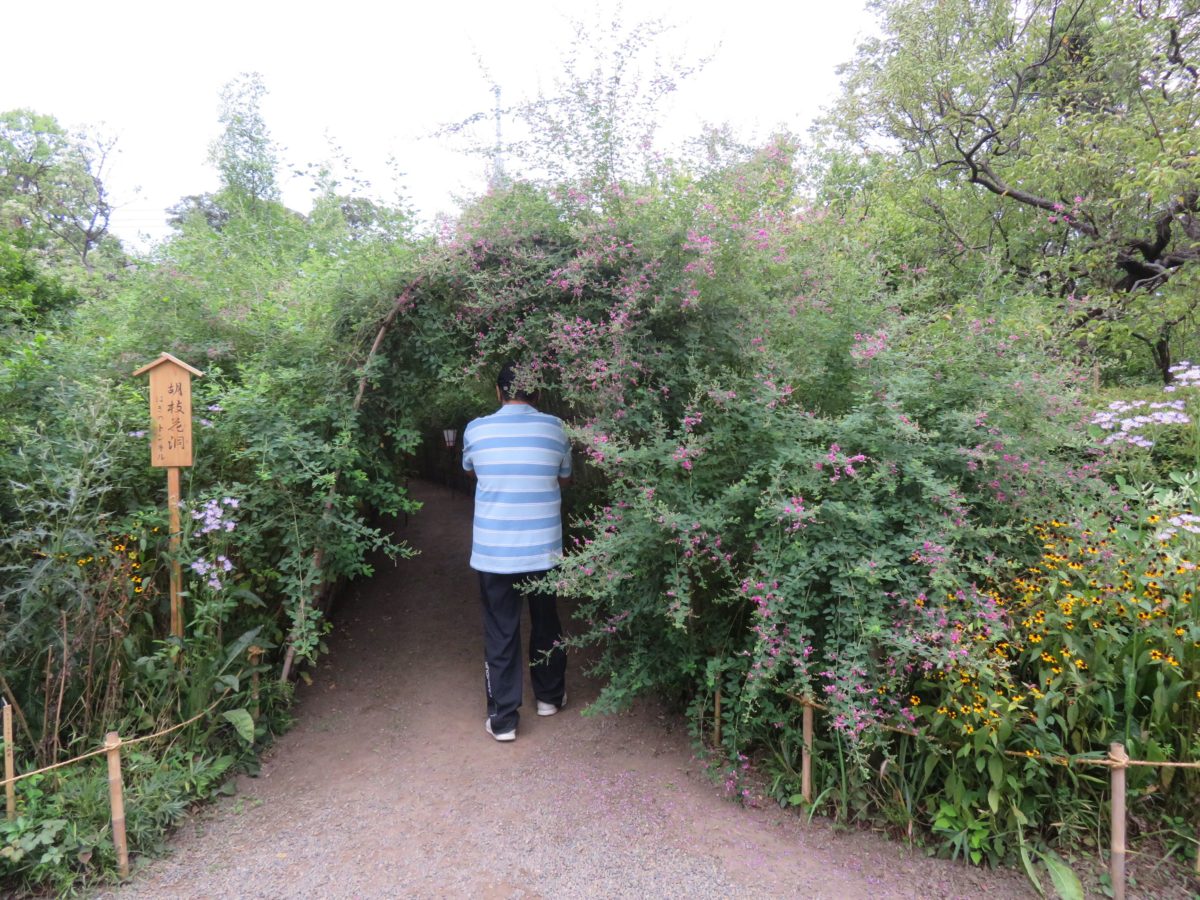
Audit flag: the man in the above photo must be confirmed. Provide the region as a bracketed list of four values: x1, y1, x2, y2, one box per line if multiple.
[462, 362, 572, 742]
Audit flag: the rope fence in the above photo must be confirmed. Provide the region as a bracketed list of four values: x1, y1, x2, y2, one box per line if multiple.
[1, 681, 241, 880]
[777, 693, 1200, 900]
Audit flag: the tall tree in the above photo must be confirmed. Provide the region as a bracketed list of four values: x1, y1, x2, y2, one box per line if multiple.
[440, 16, 707, 202]
[0, 109, 116, 273]
[209, 72, 281, 202]
[835, 0, 1200, 381]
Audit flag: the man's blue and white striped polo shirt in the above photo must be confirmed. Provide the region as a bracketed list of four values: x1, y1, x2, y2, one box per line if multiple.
[462, 403, 572, 574]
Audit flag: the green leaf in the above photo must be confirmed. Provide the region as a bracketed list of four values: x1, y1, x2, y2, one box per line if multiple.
[1041, 850, 1084, 900]
[988, 754, 1004, 788]
[1019, 837, 1046, 898]
[215, 674, 240, 692]
[222, 708, 255, 745]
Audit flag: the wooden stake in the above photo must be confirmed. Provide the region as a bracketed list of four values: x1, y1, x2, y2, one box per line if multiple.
[1110, 741, 1127, 900]
[713, 688, 722, 748]
[105, 731, 130, 879]
[802, 701, 814, 804]
[167, 466, 182, 640]
[249, 646, 263, 716]
[3, 700, 14, 821]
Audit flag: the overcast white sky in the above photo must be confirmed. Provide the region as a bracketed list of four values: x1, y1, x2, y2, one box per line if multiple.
[1, 1, 875, 247]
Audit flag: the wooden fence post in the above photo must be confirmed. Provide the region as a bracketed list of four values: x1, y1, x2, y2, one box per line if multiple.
[105, 732, 130, 879]
[1110, 742, 1127, 900]
[802, 701, 814, 804]
[3, 699, 14, 821]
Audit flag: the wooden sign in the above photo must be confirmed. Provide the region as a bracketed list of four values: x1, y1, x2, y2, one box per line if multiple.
[133, 353, 204, 640]
[132, 353, 203, 468]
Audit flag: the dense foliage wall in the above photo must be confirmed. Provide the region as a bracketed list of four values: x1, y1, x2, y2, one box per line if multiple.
[0, 121, 442, 888]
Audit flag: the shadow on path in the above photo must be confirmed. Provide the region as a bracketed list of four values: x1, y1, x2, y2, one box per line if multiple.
[112, 480, 1031, 899]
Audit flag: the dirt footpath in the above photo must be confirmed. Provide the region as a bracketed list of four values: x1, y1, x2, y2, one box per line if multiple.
[111, 480, 1031, 899]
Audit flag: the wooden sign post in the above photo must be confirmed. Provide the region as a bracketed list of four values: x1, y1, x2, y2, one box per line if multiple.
[133, 353, 203, 640]
[3, 698, 14, 821]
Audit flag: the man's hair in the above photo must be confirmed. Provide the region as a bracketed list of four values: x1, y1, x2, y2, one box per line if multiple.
[497, 362, 535, 401]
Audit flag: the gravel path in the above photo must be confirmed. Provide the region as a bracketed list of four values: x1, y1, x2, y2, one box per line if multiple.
[105, 480, 1032, 899]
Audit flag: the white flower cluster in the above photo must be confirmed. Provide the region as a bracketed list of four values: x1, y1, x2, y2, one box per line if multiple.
[1090, 399, 1190, 448]
[190, 554, 234, 590]
[1164, 360, 1200, 392]
[192, 497, 239, 535]
[1156, 513, 1200, 542]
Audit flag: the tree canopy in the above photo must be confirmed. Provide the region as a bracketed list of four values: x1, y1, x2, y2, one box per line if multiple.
[834, 0, 1200, 380]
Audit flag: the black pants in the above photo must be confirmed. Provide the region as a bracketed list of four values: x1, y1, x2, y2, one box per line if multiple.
[479, 571, 566, 733]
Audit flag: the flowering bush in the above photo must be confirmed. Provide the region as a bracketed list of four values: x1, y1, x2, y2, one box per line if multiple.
[427, 121, 1200, 874]
[428, 145, 1148, 869]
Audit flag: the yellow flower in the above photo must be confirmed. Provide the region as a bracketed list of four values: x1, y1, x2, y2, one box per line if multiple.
[909, 695, 921, 707]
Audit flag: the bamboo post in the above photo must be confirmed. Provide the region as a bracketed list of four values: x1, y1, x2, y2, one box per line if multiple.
[802, 700, 814, 804]
[167, 466, 182, 640]
[249, 645, 263, 716]
[3, 699, 14, 821]
[1110, 741, 1127, 900]
[714, 688, 722, 748]
[105, 731, 130, 879]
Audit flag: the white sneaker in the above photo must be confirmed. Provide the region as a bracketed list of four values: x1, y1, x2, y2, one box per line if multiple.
[485, 718, 516, 741]
[537, 692, 567, 717]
